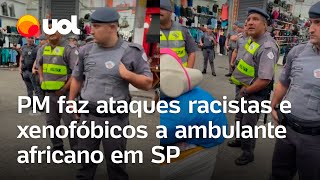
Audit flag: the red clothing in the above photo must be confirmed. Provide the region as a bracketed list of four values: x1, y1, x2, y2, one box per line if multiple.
[272, 10, 279, 19]
[221, 4, 228, 21]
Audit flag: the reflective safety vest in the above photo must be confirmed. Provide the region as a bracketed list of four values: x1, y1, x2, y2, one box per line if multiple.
[41, 45, 67, 90]
[231, 38, 260, 86]
[160, 25, 188, 67]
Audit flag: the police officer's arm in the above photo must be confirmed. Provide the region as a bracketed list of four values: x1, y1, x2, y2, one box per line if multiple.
[199, 34, 204, 46]
[184, 28, 197, 68]
[230, 34, 238, 41]
[225, 32, 230, 49]
[231, 48, 238, 66]
[120, 47, 153, 91]
[119, 63, 152, 90]
[18, 47, 24, 74]
[231, 41, 239, 66]
[59, 47, 79, 94]
[69, 54, 84, 101]
[271, 48, 295, 123]
[244, 46, 278, 94]
[37, 47, 44, 82]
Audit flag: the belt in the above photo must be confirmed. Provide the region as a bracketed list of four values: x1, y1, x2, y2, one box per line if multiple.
[283, 114, 320, 136]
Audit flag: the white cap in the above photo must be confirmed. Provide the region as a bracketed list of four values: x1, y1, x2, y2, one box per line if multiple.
[160, 48, 203, 98]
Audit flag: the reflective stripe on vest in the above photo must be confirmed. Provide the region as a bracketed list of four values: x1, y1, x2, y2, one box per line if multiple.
[231, 39, 260, 86]
[41, 81, 65, 90]
[160, 29, 188, 66]
[41, 46, 67, 90]
[43, 64, 67, 75]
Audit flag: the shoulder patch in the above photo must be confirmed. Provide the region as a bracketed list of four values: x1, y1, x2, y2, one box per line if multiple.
[128, 42, 143, 51]
[267, 52, 275, 59]
[264, 41, 272, 48]
[142, 52, 148, 62]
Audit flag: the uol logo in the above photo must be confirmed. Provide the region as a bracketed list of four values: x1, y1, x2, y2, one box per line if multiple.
[17, 15, 80, 37]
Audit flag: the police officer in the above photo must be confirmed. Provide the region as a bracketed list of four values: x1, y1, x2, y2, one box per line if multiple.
[199, 25, 217, 76]
[67, 34, 79, 47]
[160, 0, 197, 68]
[32, 34, 48, 75]
[19, 37, 42, 112]
[225, 21, 239, 76]
[270, 2, 320, 179]
[69, 7, 153, 180]
[230, 22, 248, 68]
[38, 20, 79, 152]
[229, 8, 279, 165]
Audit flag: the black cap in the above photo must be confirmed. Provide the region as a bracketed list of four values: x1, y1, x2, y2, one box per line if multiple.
[90, 7, 120, 23]
[247, 7, 270, 20]
[309, 1, 320, 18]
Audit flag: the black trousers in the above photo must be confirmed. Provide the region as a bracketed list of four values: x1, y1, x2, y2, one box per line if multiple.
[270, 126, 320, 180]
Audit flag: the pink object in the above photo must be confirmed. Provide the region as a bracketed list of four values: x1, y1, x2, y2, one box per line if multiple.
[84, 25, 91, 35]
[160, 48, 191, 90]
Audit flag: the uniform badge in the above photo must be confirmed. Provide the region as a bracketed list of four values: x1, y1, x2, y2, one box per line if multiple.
[105, 61, 115, 69]
[249, 44, 255, 51]
[172, 32, 179, 39]
[267, 52, 274, 59]
[142, 52, 148, 62]
[74, 50, 79, 55]
[28, 51, 31, 55]
[314, 69, 320, 78]
[55, 48, 60, 54]
[52, 57, 58, 63]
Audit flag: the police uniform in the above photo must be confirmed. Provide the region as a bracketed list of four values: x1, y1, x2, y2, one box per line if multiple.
[38, 38, 78, 151]
[229, 8, 279, 165]
[21, 42, 44, 102]
[160, 0, 197, 67]
[72, 7, 152, 180]
[234, 23, 247, 64]
[226, 21, 239, 76]
[271, 2, 320, 179]
[201, 26, 216, 76]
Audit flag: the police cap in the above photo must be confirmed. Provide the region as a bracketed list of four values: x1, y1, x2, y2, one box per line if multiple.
[237, 23, 244, 28]
[309, 1, 320, 18]
[68, 34, 79, 40]
[160, 0, 173, 12]
[90, 7, 120, 23]
[247, 7, 270, 21]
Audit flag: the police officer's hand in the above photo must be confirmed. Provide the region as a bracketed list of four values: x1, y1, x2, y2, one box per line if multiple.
[55, 88, 66, 96]
[272, 109, 279, 126]
[19, 68, 23, 74]
[119, 62, 130, 80]
[32, 68, 38, 75]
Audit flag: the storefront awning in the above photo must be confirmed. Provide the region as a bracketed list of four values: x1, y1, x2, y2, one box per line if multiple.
[147, 14, 160, 43]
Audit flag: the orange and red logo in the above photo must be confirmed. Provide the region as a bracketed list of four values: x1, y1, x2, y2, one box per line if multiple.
[16, 15, 40, 37]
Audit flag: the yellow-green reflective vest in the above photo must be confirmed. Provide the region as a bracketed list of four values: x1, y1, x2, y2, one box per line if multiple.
[41, 45, 67, 90]
[160, 24, 188, 67]
[231, 38, 260, 86]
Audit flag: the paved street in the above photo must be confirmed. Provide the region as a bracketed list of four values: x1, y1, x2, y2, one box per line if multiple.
[0, 50, 295, 180]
